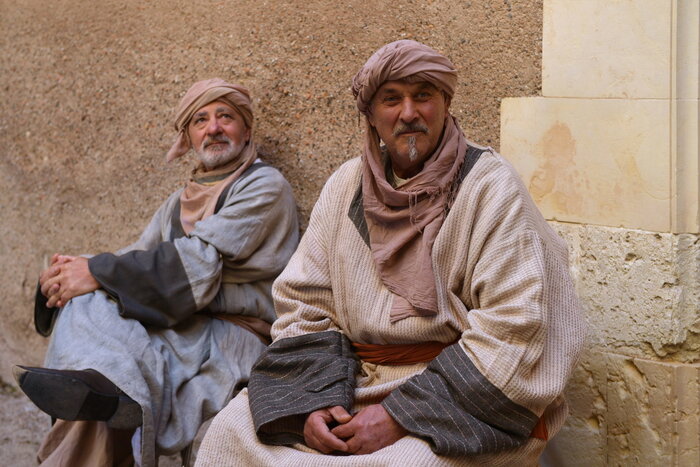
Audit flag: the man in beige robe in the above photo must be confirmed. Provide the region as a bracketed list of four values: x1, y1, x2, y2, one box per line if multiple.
[14, 78, 299, 466]
[196, 41, 586, 466]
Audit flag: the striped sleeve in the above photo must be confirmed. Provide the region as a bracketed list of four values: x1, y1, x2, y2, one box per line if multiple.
[382, 344, 538, 456]
[248, 331, 359, 445]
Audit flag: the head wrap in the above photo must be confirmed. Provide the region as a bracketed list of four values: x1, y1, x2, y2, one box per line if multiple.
[169, 78, 258, 234]
[351, 40, 467, 323]
[166, 78, 254, 162]
[351, 40, 457, 115]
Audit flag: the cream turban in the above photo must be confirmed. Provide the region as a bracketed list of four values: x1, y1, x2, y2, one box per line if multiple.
[166, 78, 254, 162]
[351, 40, 458, 115]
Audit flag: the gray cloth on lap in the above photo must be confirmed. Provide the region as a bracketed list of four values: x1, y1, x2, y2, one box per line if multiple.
[42, 162, 299, 467]
[46, 295, 266, 466]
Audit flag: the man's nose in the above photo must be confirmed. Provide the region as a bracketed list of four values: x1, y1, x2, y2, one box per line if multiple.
[399, 99, 418, 123]
[206, 118, 222, 135]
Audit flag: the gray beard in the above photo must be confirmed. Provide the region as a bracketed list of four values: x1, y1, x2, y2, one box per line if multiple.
[195, 139, 246, 170]
[407, 135, 418, 162]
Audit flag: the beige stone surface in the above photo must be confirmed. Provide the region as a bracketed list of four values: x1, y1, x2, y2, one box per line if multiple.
[675, 0, 699, 100]
[671, 98, 700, 233]
[501, 97, 671, 231]
[543, 0, 672, 99]
[541, 351, 608, 467]
[552, 222, 700, 361]
[548, 351, 700, 467]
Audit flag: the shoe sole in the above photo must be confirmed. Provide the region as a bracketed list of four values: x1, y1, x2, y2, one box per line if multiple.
[13, 366, 142, 430]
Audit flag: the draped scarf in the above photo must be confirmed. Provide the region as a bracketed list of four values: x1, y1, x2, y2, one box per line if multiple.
[351, 40, 463, 322]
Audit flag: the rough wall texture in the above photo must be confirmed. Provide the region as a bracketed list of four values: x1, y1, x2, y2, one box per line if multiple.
[0, 0, 542, 387]
[544, 223, 700, 466]
[553, 224, 700, 362]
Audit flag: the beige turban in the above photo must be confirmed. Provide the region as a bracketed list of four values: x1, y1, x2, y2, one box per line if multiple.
[166, 78, 255, 162]
[351, 39, 457, 115]
[351, 40, 467, 323]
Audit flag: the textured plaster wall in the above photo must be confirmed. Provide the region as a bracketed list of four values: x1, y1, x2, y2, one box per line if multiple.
[0, 1, 543, 384]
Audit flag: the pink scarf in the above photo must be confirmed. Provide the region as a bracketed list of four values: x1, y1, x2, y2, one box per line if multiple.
[352, 40, 463, 322]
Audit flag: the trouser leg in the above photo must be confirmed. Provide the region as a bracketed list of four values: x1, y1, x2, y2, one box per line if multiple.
[38, 419, 134, 467]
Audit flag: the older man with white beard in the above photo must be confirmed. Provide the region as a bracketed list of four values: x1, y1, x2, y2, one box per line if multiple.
[196, 41, 586, 466]
[14, 78, 299, 466]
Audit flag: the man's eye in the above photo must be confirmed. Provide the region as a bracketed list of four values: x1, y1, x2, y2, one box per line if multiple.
[220, 113, 234, 120]
[384, 96, 400, 103]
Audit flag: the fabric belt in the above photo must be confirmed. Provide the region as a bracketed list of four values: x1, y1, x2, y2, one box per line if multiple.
[351, 340, 453, 365]
[350, 339, 548, 441]
[200, 312, 272, 345]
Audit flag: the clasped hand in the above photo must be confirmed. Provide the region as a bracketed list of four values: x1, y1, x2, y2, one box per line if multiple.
[303, 404, 407, 455]
[39, 254, 99, 308]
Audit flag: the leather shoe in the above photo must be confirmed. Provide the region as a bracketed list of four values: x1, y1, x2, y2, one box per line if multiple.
[13, 365, 141, 430]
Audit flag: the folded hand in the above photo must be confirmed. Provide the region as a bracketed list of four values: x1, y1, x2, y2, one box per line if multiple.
[330, 404, 407, 455]
[303, 406, 353, 454]
[39, 254, 99, 308]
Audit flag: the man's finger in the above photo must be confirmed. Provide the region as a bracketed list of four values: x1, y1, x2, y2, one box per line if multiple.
[45, 281, 66, 308]
[39, 265, 60, 288]
[40, 273, 61, 297]
[307, 433, 334, 454]
[47, 283, 60, 298]
[328, 406, 352, 424]
[314, 429, 348, 453]
[308, 411, 348, 452]
[330, 418, 356, 439]
[304, 410, 348, 453]
[46, 294, 59, 308]
[344, 435, 363, 454]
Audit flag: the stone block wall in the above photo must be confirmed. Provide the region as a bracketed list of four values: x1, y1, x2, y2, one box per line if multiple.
[502, 1, 700, 464]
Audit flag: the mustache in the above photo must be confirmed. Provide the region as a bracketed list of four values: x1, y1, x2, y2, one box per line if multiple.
[393, 122, 428, 137]
[203, 135, 232, 148]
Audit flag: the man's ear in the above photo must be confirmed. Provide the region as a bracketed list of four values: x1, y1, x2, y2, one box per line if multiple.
[367, 110, 376, 128]
[443, 92, 452, 110]
[245, 126, 251, 143]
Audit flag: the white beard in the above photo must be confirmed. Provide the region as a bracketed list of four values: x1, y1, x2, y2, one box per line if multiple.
[195, 137, 247, 170]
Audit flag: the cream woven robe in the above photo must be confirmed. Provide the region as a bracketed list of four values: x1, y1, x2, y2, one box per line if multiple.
[196, 147, 586, 466]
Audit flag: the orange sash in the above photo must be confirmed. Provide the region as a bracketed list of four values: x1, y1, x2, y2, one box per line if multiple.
[351, 340, 452, 366]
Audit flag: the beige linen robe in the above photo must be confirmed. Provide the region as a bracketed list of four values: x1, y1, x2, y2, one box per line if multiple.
[196, 147, 586, 466]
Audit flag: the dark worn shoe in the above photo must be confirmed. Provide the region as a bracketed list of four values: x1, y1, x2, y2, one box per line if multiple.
[13, 365, 142, 430]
